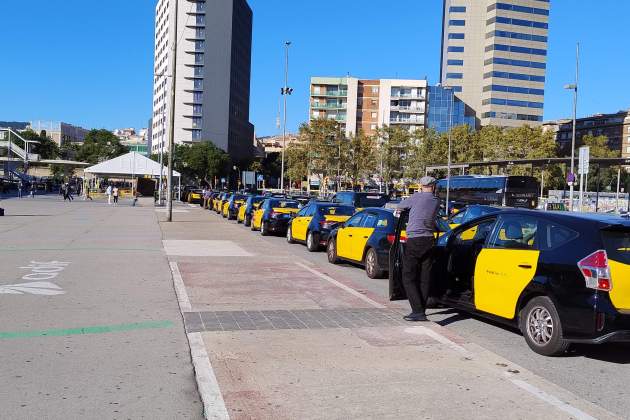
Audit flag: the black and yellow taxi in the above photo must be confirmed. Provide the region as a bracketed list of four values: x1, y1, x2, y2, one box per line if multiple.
[332, 191, 390, 211]
[187, 188, 203, 204]
[213, 192, 229, 213]
[224, 193, 248, 220]
[251, 198, 300, 236]
[326, 208, 398, 279]
[238, 195, 265, 225]
[389, 209, 630, 356]
[286, 202, 355, 252]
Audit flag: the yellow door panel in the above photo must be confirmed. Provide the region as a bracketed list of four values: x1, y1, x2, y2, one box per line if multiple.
[474, 248, 540, 319]
[336, 228, 352, 259]
[338, 227, 374, 262]
[609, 260, 630, 311]
[253, 210, 263, 229]
[238, 205, 246, 222]
[292, 216, 311, 241]
[223, 203, 229, 216]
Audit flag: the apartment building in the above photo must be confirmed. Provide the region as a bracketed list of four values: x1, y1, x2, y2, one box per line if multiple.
[543, 110, 630, 158]
[440, 0, 550, 127]
[151, 0, 254, 161]
[28, 121, 90, 146]
[309, 77, 428, 137]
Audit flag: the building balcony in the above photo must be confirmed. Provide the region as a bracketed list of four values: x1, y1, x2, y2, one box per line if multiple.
[391, 106, 425, 113]
[311, 91, 348, 97]
[390, 94, 426, 100]
[390, 117, 425, 125]
[311, 103, 347, 110]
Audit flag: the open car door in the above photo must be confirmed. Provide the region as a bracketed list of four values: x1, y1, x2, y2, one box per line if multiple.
[389, 210, 408, 301]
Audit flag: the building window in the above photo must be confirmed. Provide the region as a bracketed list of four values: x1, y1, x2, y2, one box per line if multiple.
[447, 46, 465, 53]
[193, 92, 203, 102]
[193, 79, 203, 89]
[483, 71, 545, 82]
[486, 57, 546, 69]
[191, 117, 202, 128]
[488, 30, 547, 43]
[195, 15, 205, 25]
[446, 73, 463, 79]
[482, 98, 544, 109]
[370, 124, 377, 130]
[192, 130, 202, 140]
[485, 44, 547, 56]
[194, 67, 204, 76]
[194, 53, 204, 63]
[371, 112, 378, 118]
[371, 87, 379, 94]
[449, 19, 465, 26]
[488, 3, 549, 16]
[448, 33, 465, 40]
[488, 16, 548, 29]
[194, 40, 204, 50]
[193, 104, 202, 115]
[452, 86, 462, 93]
[449, 6, 466, 12]
[484, 84, 544, 96]
[447, 59, 464, 66]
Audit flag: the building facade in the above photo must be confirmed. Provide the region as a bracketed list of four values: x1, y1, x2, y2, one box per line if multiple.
[309, 77, 428, 137]
[151, 0, 254, 162]
[427, 86, 477, 133]
[440, 0, 550, 127]
[543, 110, 630, 158]
[28, 121, 90, 146]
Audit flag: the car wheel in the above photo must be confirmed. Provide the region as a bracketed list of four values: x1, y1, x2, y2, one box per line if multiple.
[244, 215, 251, 227]
[327, 239, 339, 264]
[260, 221, 269, 236]
[306, 231, 319, 252]
[287, 226, 295, 244]
[365, 248, 384, 279]
[519, 296, 570, 356]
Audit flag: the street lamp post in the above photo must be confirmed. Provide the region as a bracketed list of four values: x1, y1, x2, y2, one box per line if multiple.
[280, 41, 292, 191]
[166, 0, 179, 222]
[565, 43, 579, 212]
[444, 85, 454, 216]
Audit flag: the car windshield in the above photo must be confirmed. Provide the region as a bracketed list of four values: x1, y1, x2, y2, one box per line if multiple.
[357, 194, 389, 207]
[318, 206, 355, 216]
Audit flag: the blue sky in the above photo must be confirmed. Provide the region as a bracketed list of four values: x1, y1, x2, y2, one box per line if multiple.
[1, 1, 629, 136]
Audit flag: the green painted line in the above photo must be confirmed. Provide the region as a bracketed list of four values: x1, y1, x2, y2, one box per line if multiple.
[0, 320, 174, 340]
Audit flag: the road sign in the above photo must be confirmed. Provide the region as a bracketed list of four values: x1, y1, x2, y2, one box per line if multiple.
[578, 146, 590, 175]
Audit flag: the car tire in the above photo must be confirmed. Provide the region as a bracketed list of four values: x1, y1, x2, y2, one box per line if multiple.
[287, 226, 295, 244]
[519, 296, 570, 357]
[365, 248, 384, 279]
[327, 239, 339, 264]
[244, 216, 251, 227]
[260, 221, 269, 236]
[306, 231, 319, 252]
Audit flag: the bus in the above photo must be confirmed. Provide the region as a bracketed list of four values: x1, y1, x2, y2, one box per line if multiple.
[435, 175, 539, 209]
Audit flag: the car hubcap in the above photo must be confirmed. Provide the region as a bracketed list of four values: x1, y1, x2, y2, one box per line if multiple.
[527, 307, 554, 346]
[307, 234, 312, 248]
[367, 252, 375, 275]
[287, 228, 291, 241]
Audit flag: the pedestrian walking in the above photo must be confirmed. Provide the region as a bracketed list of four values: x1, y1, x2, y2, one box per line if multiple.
[17, 181, 23, 199]
[396, 176, 440, 322]
[106, 185, 113, 205]
[113, 186, 119, 206]
[29, 184, 35, 198]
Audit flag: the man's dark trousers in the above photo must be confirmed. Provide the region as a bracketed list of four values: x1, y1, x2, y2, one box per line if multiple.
[402, 236, 434, 314]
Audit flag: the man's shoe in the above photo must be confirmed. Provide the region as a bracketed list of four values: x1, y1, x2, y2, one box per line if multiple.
[403, 313, 428, 322]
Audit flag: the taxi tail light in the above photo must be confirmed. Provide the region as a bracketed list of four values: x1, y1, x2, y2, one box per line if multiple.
[577, 250, 612, 292]
[387, 233, 406, 245]
[320, 220, 338, 230]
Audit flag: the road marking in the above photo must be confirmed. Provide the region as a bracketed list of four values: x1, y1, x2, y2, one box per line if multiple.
[163, 240, 253, 257]
[0, 320, 173, 339]
[294, 262, 385, 308]
[156, 209, 190, 213]
[0, 281, 65, 295]
[404, 326, 473, 358]
[169, 262, 230, 419]
[507, 374, 597, 420]
[170, 261, 191, 312]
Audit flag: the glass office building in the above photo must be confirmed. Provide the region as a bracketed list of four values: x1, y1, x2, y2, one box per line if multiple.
[427, 86, 476, 133]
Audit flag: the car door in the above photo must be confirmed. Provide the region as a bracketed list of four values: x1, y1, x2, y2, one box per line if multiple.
[336, 212, 365, 259]
[348, 211, 379, 262]
[473, 215, 541, 319]
[292, 205, 312, 241]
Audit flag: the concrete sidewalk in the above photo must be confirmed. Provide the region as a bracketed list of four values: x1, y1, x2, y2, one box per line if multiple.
[160, 205, 619, 420]
[0, 196, 203, 419]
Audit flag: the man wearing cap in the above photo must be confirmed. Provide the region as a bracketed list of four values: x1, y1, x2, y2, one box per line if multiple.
[397, 176, 440, 321]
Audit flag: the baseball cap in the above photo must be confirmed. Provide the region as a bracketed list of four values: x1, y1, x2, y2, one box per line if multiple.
[419, 176, 437, 186]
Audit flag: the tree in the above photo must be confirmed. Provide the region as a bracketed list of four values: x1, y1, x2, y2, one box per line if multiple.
[76, 129, 129, 164]
[375, 125, 412, 192]
[341, 132, 377, 186]
[177, 142, 231, 186]
[20, 129, 60, 159]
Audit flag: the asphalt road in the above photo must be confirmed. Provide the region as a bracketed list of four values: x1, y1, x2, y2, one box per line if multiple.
[241, 213, 630, 418]
[0, 195, 203, 419]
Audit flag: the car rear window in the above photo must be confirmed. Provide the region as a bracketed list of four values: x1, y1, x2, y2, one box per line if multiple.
[318, 206, 354, 216]
[270, 200, 298, 208]
[602, 229, 630, 264]
[357, 195, 389, 207]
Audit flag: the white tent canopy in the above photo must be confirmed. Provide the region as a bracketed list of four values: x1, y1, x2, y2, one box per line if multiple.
[84, 152, 180, 178]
